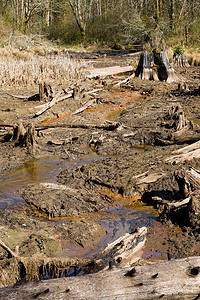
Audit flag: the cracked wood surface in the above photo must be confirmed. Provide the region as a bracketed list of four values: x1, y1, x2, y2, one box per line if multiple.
[0, 256, 200, 299]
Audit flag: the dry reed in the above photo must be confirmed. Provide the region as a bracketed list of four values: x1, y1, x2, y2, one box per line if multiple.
[0, 47, 87, 87]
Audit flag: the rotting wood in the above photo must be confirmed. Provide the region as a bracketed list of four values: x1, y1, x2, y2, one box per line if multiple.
[5, 92, 38, 100]
[174, 167, 200, 198]
[114, 73, 135, 86]
[4, 122, 36, 154]
[35, 122, 119, 131]
[0, 256, 200, 299]
[95, 227, 147, 269]
[172, 140, 200, 155]
[12, 121, 26, 144]
[0, 121, 120, 133]
[39, 82, 45, 102]
[154, 137, 174, 146]
[170, 125, 189, 140]
[177, 82, 189, 91]
[47, 136, 79, 146]
[26, 123, 36, 155]
[167, 196, 191, 209]
[34, 86, 103, 117]
[133, 172, 166, 185]
[165, 148, 200, 164]
[0, 122, 14, 128]
[164, 105, 190, 137]
[86, 88, 103, 95]
[72, 99, 96, 115]
[43, 81, 56, 100]
[34, 91, 73, 117]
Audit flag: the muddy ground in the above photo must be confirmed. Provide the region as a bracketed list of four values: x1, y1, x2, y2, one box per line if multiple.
[0, 51, 199, 287]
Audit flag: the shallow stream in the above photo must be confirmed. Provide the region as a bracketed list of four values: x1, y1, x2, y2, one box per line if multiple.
[0, 152, 158, 258]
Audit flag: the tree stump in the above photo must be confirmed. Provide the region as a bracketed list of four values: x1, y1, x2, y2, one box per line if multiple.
[135, 51, 180, 83]
[39, 82, 45, 102]
[174, 167, 200, 198]
[164, 105, 189, 139]
[12, 122, 26, 144]
[174, 54, 190, 67]
[26, 123, 36, 155]
[12, 122, 36, 154]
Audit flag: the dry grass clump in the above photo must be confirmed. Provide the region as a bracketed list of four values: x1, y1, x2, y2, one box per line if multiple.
[0, 47, 87, 87]
[185, 49, 200, 66]
[166, 47, 200, 66]
[0, 254, 88, 288]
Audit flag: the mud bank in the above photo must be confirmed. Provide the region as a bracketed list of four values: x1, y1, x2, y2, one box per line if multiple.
[0, 53, 199, 287]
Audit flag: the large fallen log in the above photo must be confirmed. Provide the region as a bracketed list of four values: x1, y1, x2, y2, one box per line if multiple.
[0, 256, 199, 299]
[86, 65, 133, 78]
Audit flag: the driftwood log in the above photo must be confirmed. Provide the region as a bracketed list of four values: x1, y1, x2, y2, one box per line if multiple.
[0, 256, 200, 299]
[166, 140, 200, 164]
[94, 227, 147, 270]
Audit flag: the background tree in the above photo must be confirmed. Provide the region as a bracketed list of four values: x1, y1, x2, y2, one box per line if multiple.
[0, 0, 199, 47]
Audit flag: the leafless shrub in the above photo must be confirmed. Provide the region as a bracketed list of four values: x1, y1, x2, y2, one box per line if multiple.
[0, 48, 87, 87]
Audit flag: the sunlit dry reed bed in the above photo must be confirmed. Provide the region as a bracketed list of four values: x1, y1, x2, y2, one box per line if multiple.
[0, 48, 86, 87]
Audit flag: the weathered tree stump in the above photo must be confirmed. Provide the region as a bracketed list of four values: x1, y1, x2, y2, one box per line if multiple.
[152, 166, 200, 229]
[11, 122, 36, 154]
[12, 122, 26, 144]
[168, 105, 188, 131]
[174, 167, 200, 198]
[26, 123, 36, 155]
[39, 82, 45, 102]
[135, 51, 180, 83]
[43, 81, 56, 100]
[174, 54, 190, 67]
[162, 105, 190, 140]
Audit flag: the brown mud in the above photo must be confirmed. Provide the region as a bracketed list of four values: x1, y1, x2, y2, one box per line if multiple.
[0, 51, 199, 287]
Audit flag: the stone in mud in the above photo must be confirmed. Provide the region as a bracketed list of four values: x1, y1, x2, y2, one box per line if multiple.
[22, 182, 110, 218]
